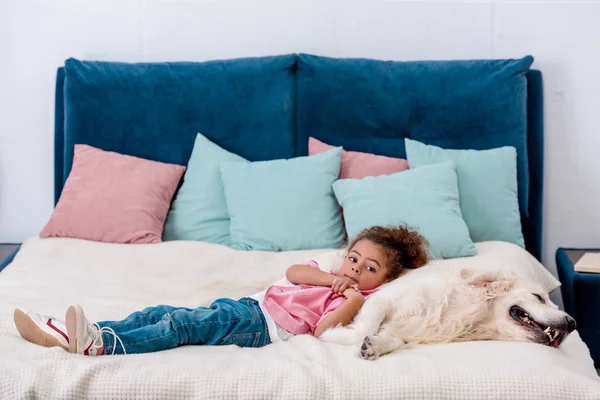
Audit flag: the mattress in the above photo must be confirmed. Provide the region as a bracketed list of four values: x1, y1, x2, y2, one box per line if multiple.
[1, 237, 599, 399]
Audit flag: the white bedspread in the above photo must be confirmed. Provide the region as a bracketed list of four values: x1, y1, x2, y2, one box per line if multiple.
[1, 237, 599, 399]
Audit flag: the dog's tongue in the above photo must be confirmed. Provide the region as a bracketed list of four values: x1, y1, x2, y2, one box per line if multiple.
[551, 340, 560, 348]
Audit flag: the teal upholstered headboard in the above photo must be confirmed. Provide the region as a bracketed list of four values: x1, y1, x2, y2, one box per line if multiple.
[52, 54, 543, 260]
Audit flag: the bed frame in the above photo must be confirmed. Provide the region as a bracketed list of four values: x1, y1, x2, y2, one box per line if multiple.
[0, 54, 544, 272]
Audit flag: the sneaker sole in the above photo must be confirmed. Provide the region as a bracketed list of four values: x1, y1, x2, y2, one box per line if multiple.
[13, 309, 69, 351]
[66, 305, 84, 354]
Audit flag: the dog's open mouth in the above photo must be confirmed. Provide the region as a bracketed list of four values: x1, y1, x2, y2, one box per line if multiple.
[509, 305, 565, 348]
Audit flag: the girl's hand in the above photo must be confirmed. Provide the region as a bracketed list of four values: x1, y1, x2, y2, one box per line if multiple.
[331, 276, 358, 298]
[314, 287, 366, 337]
[343, 287, 365, 304]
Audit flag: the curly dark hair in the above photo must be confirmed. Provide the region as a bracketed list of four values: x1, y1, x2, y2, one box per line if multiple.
[347, 224, 429, 280]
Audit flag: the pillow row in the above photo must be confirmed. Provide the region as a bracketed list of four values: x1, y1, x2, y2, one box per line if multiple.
[337, 138, 526, 258]
[405, 138, 525, 248]
[41, 136, 409, 250]
[163, 134, 412, 251]
[164, 134, 524, 257]
[163, 134, 346, 251]
[41, 134, 525, 260]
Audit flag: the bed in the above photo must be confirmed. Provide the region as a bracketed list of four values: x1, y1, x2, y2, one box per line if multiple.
[1, 53, 599, 399]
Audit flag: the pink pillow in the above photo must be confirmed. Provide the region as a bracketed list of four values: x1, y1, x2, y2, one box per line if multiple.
[308, 137, 409, 179]
[40, 145, 186, 244]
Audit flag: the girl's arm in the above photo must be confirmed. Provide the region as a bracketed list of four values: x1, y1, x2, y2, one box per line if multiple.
[314, 289, 365, 337]
[286, 264, 335, 287]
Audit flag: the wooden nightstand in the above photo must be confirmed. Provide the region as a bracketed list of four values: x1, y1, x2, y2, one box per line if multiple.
[556, 248, 600, 366]
[0, 244, 20, 273]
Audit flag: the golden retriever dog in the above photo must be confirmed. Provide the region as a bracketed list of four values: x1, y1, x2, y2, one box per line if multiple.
[319, 266, 577, 360]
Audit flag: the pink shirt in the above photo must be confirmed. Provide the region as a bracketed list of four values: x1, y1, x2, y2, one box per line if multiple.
[262, 260, 377, 336]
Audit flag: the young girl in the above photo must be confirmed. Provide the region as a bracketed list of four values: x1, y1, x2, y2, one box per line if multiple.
[14, 225, 428, 356]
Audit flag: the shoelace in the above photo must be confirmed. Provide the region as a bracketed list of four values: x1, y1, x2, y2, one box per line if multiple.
[90, 323, 127, 355]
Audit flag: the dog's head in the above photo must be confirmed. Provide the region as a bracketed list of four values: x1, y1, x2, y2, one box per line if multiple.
[462, 269, 576, 348]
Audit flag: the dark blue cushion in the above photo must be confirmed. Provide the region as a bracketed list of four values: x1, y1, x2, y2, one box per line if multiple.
[61, 55, 297, 183]
[295, 53, 534, 217]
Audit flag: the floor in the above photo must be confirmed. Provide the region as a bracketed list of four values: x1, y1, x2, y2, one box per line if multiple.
[0, 244, 19, 262]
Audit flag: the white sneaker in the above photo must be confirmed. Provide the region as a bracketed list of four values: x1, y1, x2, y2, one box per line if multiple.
[65, 304, 125, 356]
[14, 308, 70, 351]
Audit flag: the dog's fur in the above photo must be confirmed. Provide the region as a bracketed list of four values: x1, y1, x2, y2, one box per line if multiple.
[320, 266, 576, 360]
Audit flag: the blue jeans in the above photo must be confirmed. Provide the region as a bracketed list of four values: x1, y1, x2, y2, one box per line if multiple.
[95, 297, 270, 354]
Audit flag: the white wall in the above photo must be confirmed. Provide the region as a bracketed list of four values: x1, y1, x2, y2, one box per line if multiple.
[1, 0, 599, 287]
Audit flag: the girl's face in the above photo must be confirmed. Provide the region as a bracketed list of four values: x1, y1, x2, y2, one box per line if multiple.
[338, 239, 390, 291]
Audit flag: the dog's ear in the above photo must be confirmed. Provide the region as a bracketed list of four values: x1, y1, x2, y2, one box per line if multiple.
[460, 269, 514, 297]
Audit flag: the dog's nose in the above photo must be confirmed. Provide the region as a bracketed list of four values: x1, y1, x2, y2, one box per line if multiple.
[565, 316, 577, 332]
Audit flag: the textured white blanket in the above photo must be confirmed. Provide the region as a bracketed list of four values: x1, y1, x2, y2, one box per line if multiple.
[1, 237, 599, 399]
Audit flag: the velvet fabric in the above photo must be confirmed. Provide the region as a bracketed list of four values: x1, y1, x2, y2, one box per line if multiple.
[295, 53, 533, 218]
[52, 53, 544, 260]
[308, 137, 409, 179]
[522, 70, 544, 261]
[61, 55, 297, 186]
[41, 145, 186, 244]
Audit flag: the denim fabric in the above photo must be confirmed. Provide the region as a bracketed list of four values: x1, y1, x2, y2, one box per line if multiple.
[96, 297, 270, 354]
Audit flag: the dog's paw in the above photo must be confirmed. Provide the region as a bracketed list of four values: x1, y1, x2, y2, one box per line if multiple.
[359, 335, 380, 360]
[358, 334, 406, 360]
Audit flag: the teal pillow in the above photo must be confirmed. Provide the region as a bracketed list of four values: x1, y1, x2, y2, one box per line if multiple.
[163, 133, 248, 244]
[220, 147, 345, 251]
[405, 138, 525, 247]
[333, 162, 477, 259]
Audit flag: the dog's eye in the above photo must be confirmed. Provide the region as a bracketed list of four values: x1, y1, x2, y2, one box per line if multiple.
[533, 293, 545, 304]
